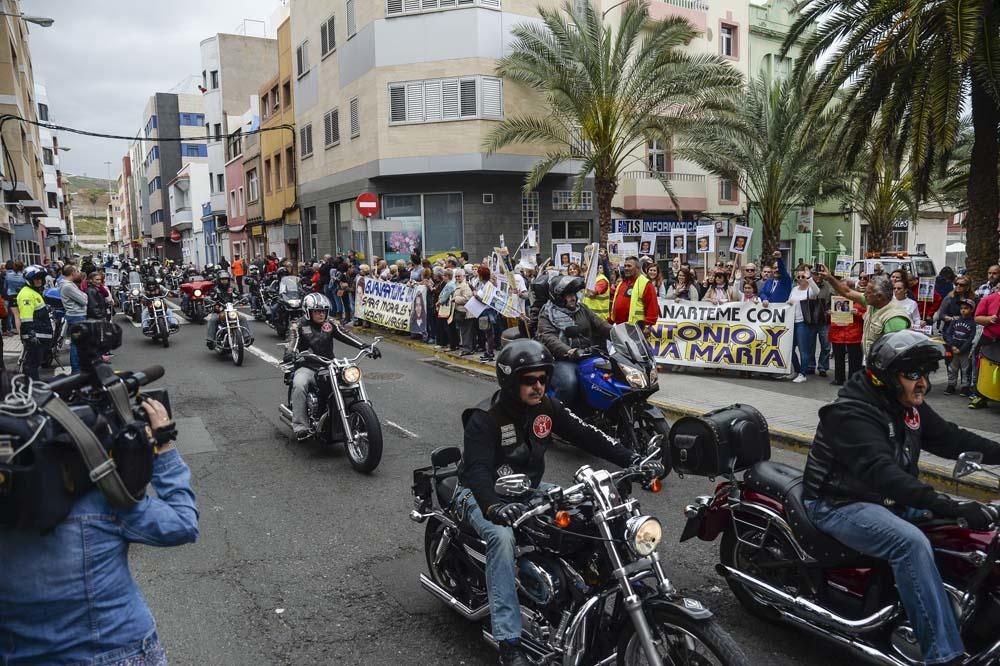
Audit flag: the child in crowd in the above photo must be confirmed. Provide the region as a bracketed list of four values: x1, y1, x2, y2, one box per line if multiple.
[943, 298, 977, 396]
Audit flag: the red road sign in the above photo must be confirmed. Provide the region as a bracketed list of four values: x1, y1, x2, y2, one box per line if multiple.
[355, 192, 380, 218]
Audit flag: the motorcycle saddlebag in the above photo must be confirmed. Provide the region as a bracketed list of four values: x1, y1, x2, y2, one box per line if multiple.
[668, 404, 770, 477]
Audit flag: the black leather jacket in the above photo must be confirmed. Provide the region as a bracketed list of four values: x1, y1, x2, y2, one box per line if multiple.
[286, 316, 366, 365]
[803, 372, 1000, 510]
[209, 282, 238, 304]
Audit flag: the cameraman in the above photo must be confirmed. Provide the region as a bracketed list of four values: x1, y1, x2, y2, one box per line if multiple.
[0, 394, 199, 665]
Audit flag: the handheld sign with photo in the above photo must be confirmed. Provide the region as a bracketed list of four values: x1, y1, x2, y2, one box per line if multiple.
[620, 242, 640, 260]
[556, 244, 572, 270]
[918, 277, 935, 301]
[670, 228, 686, 254]
[729, 224, 752, 255]
[864, 259, 878, 276]
[830, 296, 854, 326]
[581, 243, 599, 291]
[527, 227, 537, 248]
[607, 233, 624, 264]
[695, 224, 715, 255]
[569, 251, 582, 266]
[639, 233, 656, 258]
[834, 255, 853, 278]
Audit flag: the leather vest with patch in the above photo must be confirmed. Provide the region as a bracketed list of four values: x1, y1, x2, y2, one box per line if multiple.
[461, 391, 556, 486]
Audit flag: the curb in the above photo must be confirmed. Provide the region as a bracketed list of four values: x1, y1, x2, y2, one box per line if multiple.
[362, 329, 998, 501]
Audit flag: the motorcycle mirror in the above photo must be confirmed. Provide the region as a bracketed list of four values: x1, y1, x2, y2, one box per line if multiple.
[495, 474, 532, 497]
[953, 452, 984, 479]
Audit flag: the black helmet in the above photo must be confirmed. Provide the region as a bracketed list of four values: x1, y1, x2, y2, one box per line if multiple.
[495, 339, 554, 394]
[276, 267, 290, 278]
[530, 272, 550, 305]
[868, 330, 944, 395]
[548, 275, 584, 309]
[216, 269, 232, 283]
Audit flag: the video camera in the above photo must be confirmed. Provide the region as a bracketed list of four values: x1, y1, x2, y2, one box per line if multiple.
[0, 321, 171, 533]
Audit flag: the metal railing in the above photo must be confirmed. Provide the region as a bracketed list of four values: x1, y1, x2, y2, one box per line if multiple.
[621, 170, 706, 182]
[656, 0, 709, 11]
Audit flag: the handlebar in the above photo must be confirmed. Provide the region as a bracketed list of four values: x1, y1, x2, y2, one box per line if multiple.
[293, 337, 382, 366]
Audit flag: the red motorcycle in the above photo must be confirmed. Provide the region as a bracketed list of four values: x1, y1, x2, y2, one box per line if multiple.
[178, 276, 214, 323]
[672, 404, 1000, 666]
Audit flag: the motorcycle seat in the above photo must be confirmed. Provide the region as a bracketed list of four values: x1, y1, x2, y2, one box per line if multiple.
[435, 473, 459, 507]
[744, 461, 802, 500]
[784, 483, 877, 568]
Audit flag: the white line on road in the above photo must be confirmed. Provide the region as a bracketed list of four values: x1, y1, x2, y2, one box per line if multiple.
[385, 420, 419, 439]
[247, 344, 284, 367]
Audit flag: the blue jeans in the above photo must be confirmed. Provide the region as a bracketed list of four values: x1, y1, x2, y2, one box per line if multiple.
[814, 324, 831, 373]
[550, 361, 579, 405]
[455, 488, 521, 641]
[805, 499, 963, 664]
[66, 314, 84, 373]
[792, 321, 815, 375]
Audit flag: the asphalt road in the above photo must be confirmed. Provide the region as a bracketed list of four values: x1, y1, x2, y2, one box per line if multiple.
[100, 312, 850, 666]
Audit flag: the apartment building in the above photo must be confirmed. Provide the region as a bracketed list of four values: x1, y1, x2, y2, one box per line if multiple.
[224, 101, 258, 261]
[242, 109, 264, 260]
[0, 3, 47, 264]
[168, 161, 209, 266]
[259, 14, 300, 262]
[200, 28, 277, 263]
[35, 81, 72, 259]
[290, 0, 591, 262]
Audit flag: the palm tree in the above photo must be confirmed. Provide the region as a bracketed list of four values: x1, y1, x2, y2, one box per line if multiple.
[848, 144, 913, 254]
[786, 0, 1000, 284]
[678, 74, 838, 260]
[483, 0, 742, 242]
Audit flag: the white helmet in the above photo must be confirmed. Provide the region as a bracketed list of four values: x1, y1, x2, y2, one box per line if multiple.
[303, 292, 331, 317]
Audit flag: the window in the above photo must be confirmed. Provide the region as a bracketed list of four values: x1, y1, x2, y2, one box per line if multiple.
[37, 102, 48, 121]
[386, 0, 500, 16]
[238, 186, 245, 215]
[647, 139, 667, 172]
[42, 147, 53, 165]
[720, 24, 736, 58]
[274, 153, 283, 190]
[47, 191, 57, 208]
[264, 159, 272, 194]
[179, 112, 205, 126]
[321, 15, 336, 56]
[144, 115, 158, 137]
[350, 98, 360, 137]
[228, 131, 242, 160]
[148, 177, 162, 194]
[181, 143, 208, 158]
[151, 210, 164, 225]
[347, 0, 356, 36]
[388, 76, 502, 124]
[202, 70, 207, 90]
[213, 123, 223, 142]
[209, 172, 215, 193]
[719, 178, 735, 202]
[282, 81, 291, 109]
[296, 40, 309, 77]
[324, 108, 341, 148]
[230, 190, 238, 214]
[300, 123, 314, 157]
[271, 85, 280, 112]
[552, 190, 593, 211]
[286, 146, 295, 184]
[145, 146, 160, 167]
[247, 168, 259, 202]
[261, 93, 269, 119]
[522, 191, 538, 237]
[210, 70, 220, 89]
[217, 173, 225, 193]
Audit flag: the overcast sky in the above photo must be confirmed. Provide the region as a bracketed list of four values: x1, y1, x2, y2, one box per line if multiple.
[23, 0, 283, 181]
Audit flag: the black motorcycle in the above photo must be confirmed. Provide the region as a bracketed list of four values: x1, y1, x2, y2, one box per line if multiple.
[208, 297, 253, 366]
[267, 275, 305, 338]
[410, 437, 747, 665]
[140, 294, 175, 348]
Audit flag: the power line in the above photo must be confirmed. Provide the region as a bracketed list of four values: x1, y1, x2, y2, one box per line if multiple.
[0, 113, 295, 144]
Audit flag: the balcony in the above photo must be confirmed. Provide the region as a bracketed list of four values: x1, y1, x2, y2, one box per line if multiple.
[619, 170, 707, 213]
[648, 0, 708, 29]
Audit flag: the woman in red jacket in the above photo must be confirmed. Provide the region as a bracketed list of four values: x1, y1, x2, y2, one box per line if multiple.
[829, 297, 865, 386]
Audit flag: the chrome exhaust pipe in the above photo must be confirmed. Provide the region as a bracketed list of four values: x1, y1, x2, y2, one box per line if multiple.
[779, 612, 910, 666]
[278, 404, 292, 426]
[716, 565, 899, 633]
[419, 573, 489, 621]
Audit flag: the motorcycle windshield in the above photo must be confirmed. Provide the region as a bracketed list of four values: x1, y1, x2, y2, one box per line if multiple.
[127, 272, 142, 288]
[610, 323, 652, 366]
[278, 277, 301, 297]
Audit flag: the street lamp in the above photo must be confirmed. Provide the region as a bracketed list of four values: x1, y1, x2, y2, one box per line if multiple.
[0, 12, 54, 27]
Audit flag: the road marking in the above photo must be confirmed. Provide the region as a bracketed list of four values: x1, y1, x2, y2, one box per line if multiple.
[247, 344, 284, 367]
[385, 420, 419, 439]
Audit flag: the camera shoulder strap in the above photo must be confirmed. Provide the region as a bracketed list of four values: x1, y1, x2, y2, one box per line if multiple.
[40, 394, 142, 509]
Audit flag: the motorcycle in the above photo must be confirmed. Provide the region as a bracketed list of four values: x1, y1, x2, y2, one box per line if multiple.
[267, 275, 305, 338]
[553, 323, 668, 458]
[209, 298, 254, 366]
[675, 404, 1000, 666]
[245, 270, 267, 321]
[119, 271, 144, 324]
[179, 275, 214, 323]
[410, 435, 747, 665]
[278, 340, 384, 473]
[141, 294, 175, 348]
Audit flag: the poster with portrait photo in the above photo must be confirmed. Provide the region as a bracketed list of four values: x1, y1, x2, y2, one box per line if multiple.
[620, 242, 640, 260]
[834, 255, 853, 278]
[714, 219, 729, 237]
[569, 251, 582, 266]
[639, 233, 656, 258]
[607, 233, 624, 264]
[695, 224, 715, 254]
[729, 224, 752, 255]
[917, 277, 935, 301]
[409, 285, 428, 336]
[670, 228, 687, 254]
[556, 243, 572, 270]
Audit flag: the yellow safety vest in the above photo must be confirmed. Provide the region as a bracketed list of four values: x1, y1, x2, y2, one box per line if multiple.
[581, 274, 610, 319]
[627, 273, 651, 325]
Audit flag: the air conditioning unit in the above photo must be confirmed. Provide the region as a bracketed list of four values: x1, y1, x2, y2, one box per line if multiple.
[482, 193, 493, 205]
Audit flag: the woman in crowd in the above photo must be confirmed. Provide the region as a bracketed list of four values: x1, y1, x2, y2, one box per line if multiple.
[934, 274, 977, 336]
[893, 281, 922, 325]
[701, 270, 738, 304]
[740, 279, 760, 303]
[451, 268, 474, 355]
[5, 260, 24, 335]
[86, 271, 110, 321]
[474, 265, 497, 362]
[646, 263, 668, 299]
[788, 268, 821, 383]
[666, 269, 698, 301]
[829, 279, 865, 386]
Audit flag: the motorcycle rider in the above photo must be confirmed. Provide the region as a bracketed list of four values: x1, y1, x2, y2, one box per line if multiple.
[140, 272, 179, 333]
[535, 274, 611, 404]
[205, 269, 250, 349]
[266, 266, 292, 322]
[284, 293, 381, 440]
[16, 265, 52, 380]
[457, 339, 663, 666]
[803, 330, 1000, 666]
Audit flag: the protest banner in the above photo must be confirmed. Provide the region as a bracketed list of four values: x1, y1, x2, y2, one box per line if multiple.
[830, 296, 854, 326]
[556, 243, 572, 270]
[356, 277, 415, 332]
[729, 225, 752, 255]
[670, 228, 686, 254]
[478, 281, 523, 318]
[834, 255, 852, 278]
[864, 259, 878, 276]
[581, 242, 600, 291]
[639, 233, 656, 257]
[647, 301, 794, 374]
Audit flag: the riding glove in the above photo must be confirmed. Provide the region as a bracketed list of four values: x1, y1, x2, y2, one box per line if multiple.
[487, 502, 528, 527]
[368, 347, 382, 360]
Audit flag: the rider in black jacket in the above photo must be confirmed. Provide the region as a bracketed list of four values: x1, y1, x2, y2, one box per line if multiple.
[803, 330, 1000, 665]
[285, 292, 380, 439]
[205, 270, 244, 348]
[458, 339, 660, 666]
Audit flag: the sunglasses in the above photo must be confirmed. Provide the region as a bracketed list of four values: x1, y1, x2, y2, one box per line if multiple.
[520, 374, 547, 387]
[900, 370, 930, 381]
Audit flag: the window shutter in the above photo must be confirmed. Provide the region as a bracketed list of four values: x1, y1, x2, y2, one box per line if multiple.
[300, 126, 309, 156]
[422, 0, 438, 8]
[389, 85, 407, 123]
[481, 77, 502, 117]
[479, 0, 500, 7]
[347, 0, 356, 35]
[307, 126, 314, 154]
[350, 98, 360, 136]
[324, 110, 332, 146]
[424, 80, 442, 121]
[326, 17, 336, 51]
[439, 0, 456, 6]
[405, 82, 424, 122]
[403, 0, 420, 11]
[386, 0, 403, 14]
[459, 78, 478, 117]
[456, 0, 473, 6]
[441, 79, 460, 118]
[320, 23, 329, 55]
[296, 45, 305, 75]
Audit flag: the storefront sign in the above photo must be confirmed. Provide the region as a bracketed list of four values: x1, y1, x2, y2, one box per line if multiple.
[613, 219, 698, 234]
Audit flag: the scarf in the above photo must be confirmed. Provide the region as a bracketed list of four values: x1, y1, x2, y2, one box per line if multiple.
[541, 300, 577, 332]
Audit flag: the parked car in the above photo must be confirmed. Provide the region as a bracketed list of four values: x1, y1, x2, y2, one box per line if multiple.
[850, 252, 936, 279]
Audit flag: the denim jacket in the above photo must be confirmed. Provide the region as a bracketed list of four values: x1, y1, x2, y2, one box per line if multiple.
[0, 449, 199, 665]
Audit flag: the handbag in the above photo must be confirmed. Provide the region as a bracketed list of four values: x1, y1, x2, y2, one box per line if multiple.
[478, 315, 491, 331]
[437, 300, 453, 319]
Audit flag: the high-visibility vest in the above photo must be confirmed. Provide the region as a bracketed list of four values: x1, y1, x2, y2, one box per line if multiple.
[581, 274, 610, 318]
[627, 273, 651, 325]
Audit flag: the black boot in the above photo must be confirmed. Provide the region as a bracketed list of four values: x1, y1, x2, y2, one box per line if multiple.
[498, 640, 530, 666]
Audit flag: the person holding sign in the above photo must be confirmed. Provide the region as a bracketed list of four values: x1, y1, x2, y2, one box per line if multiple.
[818, 268, 911, 356]
[759, 251, 792, 305]
[580, 266, 611, 319]
[609, 256, 659, 330]
[829, 290, 865, 386]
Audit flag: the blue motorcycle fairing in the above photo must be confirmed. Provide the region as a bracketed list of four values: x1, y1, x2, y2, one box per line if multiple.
[546, 355, 633, 412]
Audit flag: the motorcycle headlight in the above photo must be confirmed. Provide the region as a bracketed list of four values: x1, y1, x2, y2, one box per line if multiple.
[226, 310, 239, 321]
[156, 277, 162, 283]
[131, 288, 140, 297]
[342, 365, 362, 384]
[153, 299, 162, 308]
[287, 299, 301, 308]
[623, 366, 648, 389]
[625, 516, 662, 557]
[649, 367, 658, 385]
[194, 289, 202, 297]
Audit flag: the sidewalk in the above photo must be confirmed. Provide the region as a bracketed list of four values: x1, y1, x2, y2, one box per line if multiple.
[369, 331, 1000, 499]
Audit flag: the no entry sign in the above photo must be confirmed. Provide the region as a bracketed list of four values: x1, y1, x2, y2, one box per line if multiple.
[355, 192, 379, 218]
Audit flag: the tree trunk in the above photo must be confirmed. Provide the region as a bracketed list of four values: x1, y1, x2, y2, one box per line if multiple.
[595, 175, 616, 246]
[760, 205, 781, 264]
[966, 76, 1000, 285]
[866, 219, 892, 255]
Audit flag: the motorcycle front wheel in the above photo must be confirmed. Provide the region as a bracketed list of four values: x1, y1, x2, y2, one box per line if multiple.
[131, 307, 141, 324]
[617, 610, 748, 666]
[617, 408, 670, 458]
[158, 319, 169, 348]
[231, 331, 244, 366]
[344, 401, 383, 473]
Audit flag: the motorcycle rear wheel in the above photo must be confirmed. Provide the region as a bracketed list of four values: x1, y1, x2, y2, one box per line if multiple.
[719, 525, 789, 623]
[345, 402, 383, 473]
[424, 519, 477, 606]
[617, 611, 748, 666]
